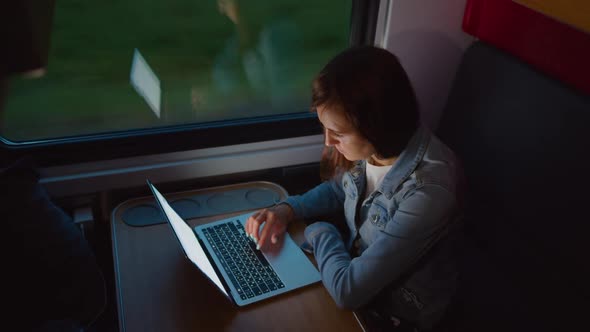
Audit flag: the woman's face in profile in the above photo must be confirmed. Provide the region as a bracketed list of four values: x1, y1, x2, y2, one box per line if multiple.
[317, 105, 376, 162]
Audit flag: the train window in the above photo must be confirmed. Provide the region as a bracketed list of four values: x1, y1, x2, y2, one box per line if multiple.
[1, 0, 351, 143]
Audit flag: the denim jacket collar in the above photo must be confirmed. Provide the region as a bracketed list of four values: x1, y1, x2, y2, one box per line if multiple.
[381, 126, 430, 199]
[348, 126, 431, 200]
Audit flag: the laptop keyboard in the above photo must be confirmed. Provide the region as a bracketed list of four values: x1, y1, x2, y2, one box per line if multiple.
[202, 220, 285, 300]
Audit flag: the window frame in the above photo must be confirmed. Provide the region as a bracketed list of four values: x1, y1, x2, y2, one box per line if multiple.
[0, 0, 381, 168]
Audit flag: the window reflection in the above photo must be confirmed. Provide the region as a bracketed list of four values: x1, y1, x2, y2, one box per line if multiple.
[2, 0, 351, 141]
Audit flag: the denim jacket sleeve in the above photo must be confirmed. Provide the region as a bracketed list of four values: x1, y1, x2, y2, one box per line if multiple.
[304, 183, 456, 309]
[282, 176, 345, 220]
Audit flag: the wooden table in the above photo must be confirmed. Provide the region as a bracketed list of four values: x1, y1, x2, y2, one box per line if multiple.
[111, 182, 362, 332]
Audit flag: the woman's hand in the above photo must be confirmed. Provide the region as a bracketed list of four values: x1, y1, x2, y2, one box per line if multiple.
[245, 203, 294, 250]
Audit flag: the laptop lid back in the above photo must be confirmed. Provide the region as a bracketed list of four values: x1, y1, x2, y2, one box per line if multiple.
[147, 180, 230, 300]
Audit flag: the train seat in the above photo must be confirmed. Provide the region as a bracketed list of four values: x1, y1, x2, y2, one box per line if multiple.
[436, 40, 590, 332]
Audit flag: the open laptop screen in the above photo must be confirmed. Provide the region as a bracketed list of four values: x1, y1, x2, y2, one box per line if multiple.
[148, 181, 228, 298]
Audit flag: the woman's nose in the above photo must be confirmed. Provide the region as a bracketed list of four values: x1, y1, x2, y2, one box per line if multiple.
[325, 133, 335, 146]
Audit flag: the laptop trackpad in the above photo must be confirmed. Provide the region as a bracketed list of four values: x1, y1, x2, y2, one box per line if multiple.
[263, 232, 321, 287]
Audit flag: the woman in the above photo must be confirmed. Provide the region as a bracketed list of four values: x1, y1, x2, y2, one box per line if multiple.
[245, 45, 462, 331]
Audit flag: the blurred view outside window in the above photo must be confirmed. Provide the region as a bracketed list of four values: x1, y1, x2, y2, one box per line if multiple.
[2, 0, 351, 142]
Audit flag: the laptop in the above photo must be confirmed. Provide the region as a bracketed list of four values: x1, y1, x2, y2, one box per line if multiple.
[147, 180, 321, 306]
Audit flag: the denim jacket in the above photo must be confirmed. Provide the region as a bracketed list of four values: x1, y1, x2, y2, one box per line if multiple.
[284, 126, 462, 330]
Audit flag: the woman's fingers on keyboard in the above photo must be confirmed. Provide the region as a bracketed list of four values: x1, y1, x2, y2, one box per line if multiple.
[245, 212, 255, 238]
[247, 209, 267, 242]
[257, 212, 277, 250]
[259, 211, 287, 250]
[247, 208, 287, 250]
